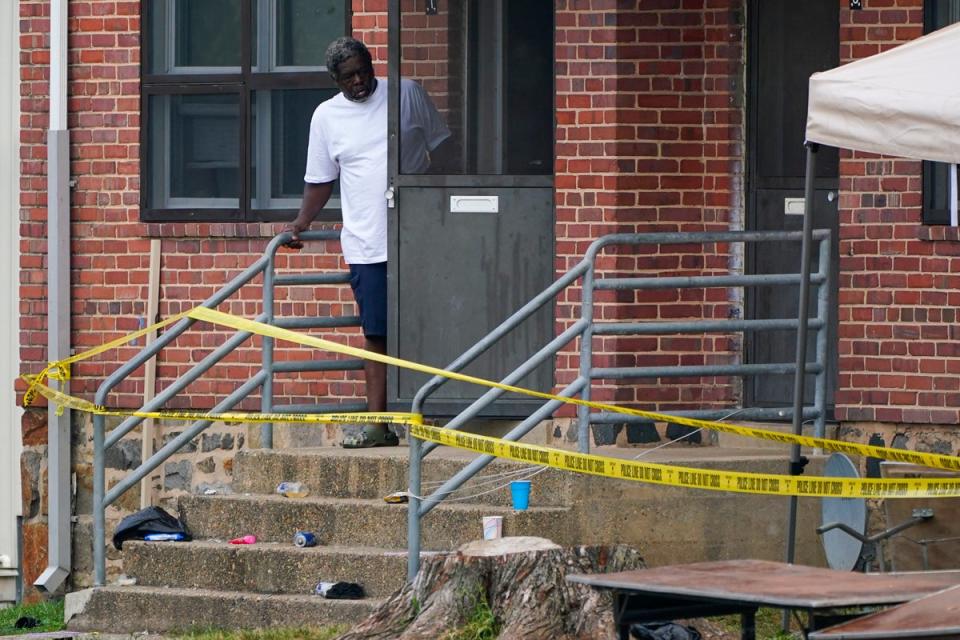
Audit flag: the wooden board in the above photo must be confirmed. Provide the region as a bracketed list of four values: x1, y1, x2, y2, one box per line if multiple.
[567, 559, 960, 609]
[811, 583, 960, 639]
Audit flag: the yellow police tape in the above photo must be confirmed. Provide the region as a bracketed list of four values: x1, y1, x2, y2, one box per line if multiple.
[23, 379, 422, 426]
[20, 305, 960, 499]
[409, 423, 960, 499]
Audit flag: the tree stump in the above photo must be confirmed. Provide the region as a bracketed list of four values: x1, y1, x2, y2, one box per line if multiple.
[337, 537, 644, 640]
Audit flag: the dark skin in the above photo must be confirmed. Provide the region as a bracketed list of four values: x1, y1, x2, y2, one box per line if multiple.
[282, 54, 386, 414]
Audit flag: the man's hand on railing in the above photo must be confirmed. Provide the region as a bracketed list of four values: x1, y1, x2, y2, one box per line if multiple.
[281, 218, 311, 250]
[284, 181, 336, 249]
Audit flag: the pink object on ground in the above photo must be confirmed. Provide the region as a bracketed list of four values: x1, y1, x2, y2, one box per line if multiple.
[229, 535, 257, 545]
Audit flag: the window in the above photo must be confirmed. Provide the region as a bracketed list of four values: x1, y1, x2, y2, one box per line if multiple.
[398, 0, 554, 176]
[142, 0, 348, 221]
[923, 0, 960, 225]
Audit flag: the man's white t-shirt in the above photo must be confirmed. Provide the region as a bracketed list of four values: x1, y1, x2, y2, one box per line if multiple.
[304, 78, 450, 264]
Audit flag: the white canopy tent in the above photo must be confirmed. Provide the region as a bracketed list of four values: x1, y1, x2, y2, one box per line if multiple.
[807, 20, 960, 222]
[782, 22, 960, 566]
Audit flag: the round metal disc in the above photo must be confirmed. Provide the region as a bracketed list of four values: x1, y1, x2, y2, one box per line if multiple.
[820, 453, 867, 571]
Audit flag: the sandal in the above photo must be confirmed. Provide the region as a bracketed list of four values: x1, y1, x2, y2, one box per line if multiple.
[342, 425, 400, 449]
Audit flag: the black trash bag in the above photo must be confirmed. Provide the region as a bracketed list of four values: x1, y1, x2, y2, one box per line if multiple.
[14, 616, 41, 629]
[112, 506, 191, 550]
[631, 622, 702, 640]
[315, 581, 365, 599]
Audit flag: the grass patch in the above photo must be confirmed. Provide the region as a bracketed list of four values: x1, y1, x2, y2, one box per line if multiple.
[712, 608, 799, 640]
[443, 594, 500, 640]
[0, 598, 66, 635]
[172, 626, 347, 640]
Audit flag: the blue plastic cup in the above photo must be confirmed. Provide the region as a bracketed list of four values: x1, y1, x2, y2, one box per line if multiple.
[510, 480, 531, 511]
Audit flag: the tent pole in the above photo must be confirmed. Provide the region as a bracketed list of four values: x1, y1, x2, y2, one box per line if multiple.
[782, 142, 819, 628]
[785, 142, 819, 559]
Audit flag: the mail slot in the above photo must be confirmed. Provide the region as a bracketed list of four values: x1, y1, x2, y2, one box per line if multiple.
[450, 195, 499, 213]
[784, 197, 806, 215]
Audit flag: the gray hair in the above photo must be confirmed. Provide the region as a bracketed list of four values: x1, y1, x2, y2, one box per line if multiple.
[325, 37, 372, 80]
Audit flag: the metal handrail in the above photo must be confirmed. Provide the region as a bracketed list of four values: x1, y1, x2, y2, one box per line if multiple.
[91, 230, 359, 585]
[405, 229, 832, 579]
[86, 228, 833, 586]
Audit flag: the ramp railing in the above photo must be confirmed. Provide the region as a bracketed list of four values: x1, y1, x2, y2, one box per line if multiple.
[91, 230, 361, 585]
[405, 229, 832, 579]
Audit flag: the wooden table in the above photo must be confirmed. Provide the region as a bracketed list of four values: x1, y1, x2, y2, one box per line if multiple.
[810, 583, 960, 639]
[567, 559, 960, 640]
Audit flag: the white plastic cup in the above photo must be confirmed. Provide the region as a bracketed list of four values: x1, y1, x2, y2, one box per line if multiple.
[482, 515, 503, 540]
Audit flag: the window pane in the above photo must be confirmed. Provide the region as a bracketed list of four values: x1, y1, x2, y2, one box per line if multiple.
[277, 0, 343, 67]
[399, 0, 553, 175]
[923, 0, 960, 223]
[251, 0, 343, 71]
[924, 161, 951, 225]
[147, 93, 240, 209]
[250, 88, 340, 210]
[930, 0, 960, 27]
[149, 0, 241, 73]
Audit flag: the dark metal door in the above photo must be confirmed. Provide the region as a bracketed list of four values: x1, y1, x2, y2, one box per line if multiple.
[746, 0, 840, 409]
[387, 0, 555, 415]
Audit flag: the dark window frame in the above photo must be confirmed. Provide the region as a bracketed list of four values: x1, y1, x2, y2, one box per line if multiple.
[922, 0, 959, 225]
[139, 0, 350, 223]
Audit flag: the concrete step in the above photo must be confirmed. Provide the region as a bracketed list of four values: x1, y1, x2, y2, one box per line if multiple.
[178, 493, 572, 550]
[232, 446, 572, 507]
[123, 540, 411, 598]
[65, 585, 381, 634]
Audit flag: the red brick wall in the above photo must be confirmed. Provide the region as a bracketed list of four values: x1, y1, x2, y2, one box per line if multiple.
[835, 0, 960, 426]
[20, 0, 960, 596]
[18, 0, 390, 414]
[19, 0, 748, 423]
[17, 0, 391, 598]
[19, 0, 958, 445]
[553, 0, 745, 416]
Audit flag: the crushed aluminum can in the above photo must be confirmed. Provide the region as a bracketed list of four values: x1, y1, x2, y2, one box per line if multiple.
[294, 531, 317, 548]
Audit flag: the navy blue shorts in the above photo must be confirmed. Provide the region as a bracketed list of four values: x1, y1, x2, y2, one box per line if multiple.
[349, 262, 387, 339]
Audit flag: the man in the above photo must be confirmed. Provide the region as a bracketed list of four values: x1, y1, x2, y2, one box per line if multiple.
[283, 37, 451, 448]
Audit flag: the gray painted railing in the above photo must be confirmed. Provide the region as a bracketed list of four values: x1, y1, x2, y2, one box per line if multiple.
[405, 229, 832, 579]
[88, 228, 831, 587]
[91, 231, 360, 585]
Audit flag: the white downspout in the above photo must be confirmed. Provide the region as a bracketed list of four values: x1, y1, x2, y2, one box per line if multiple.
[34, 0, 71, 593]
[0, 0, 24, 605]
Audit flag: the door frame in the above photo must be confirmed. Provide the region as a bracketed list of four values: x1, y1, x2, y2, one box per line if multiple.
[385, 0, 554, 191]
[385, 0, 556, 415]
